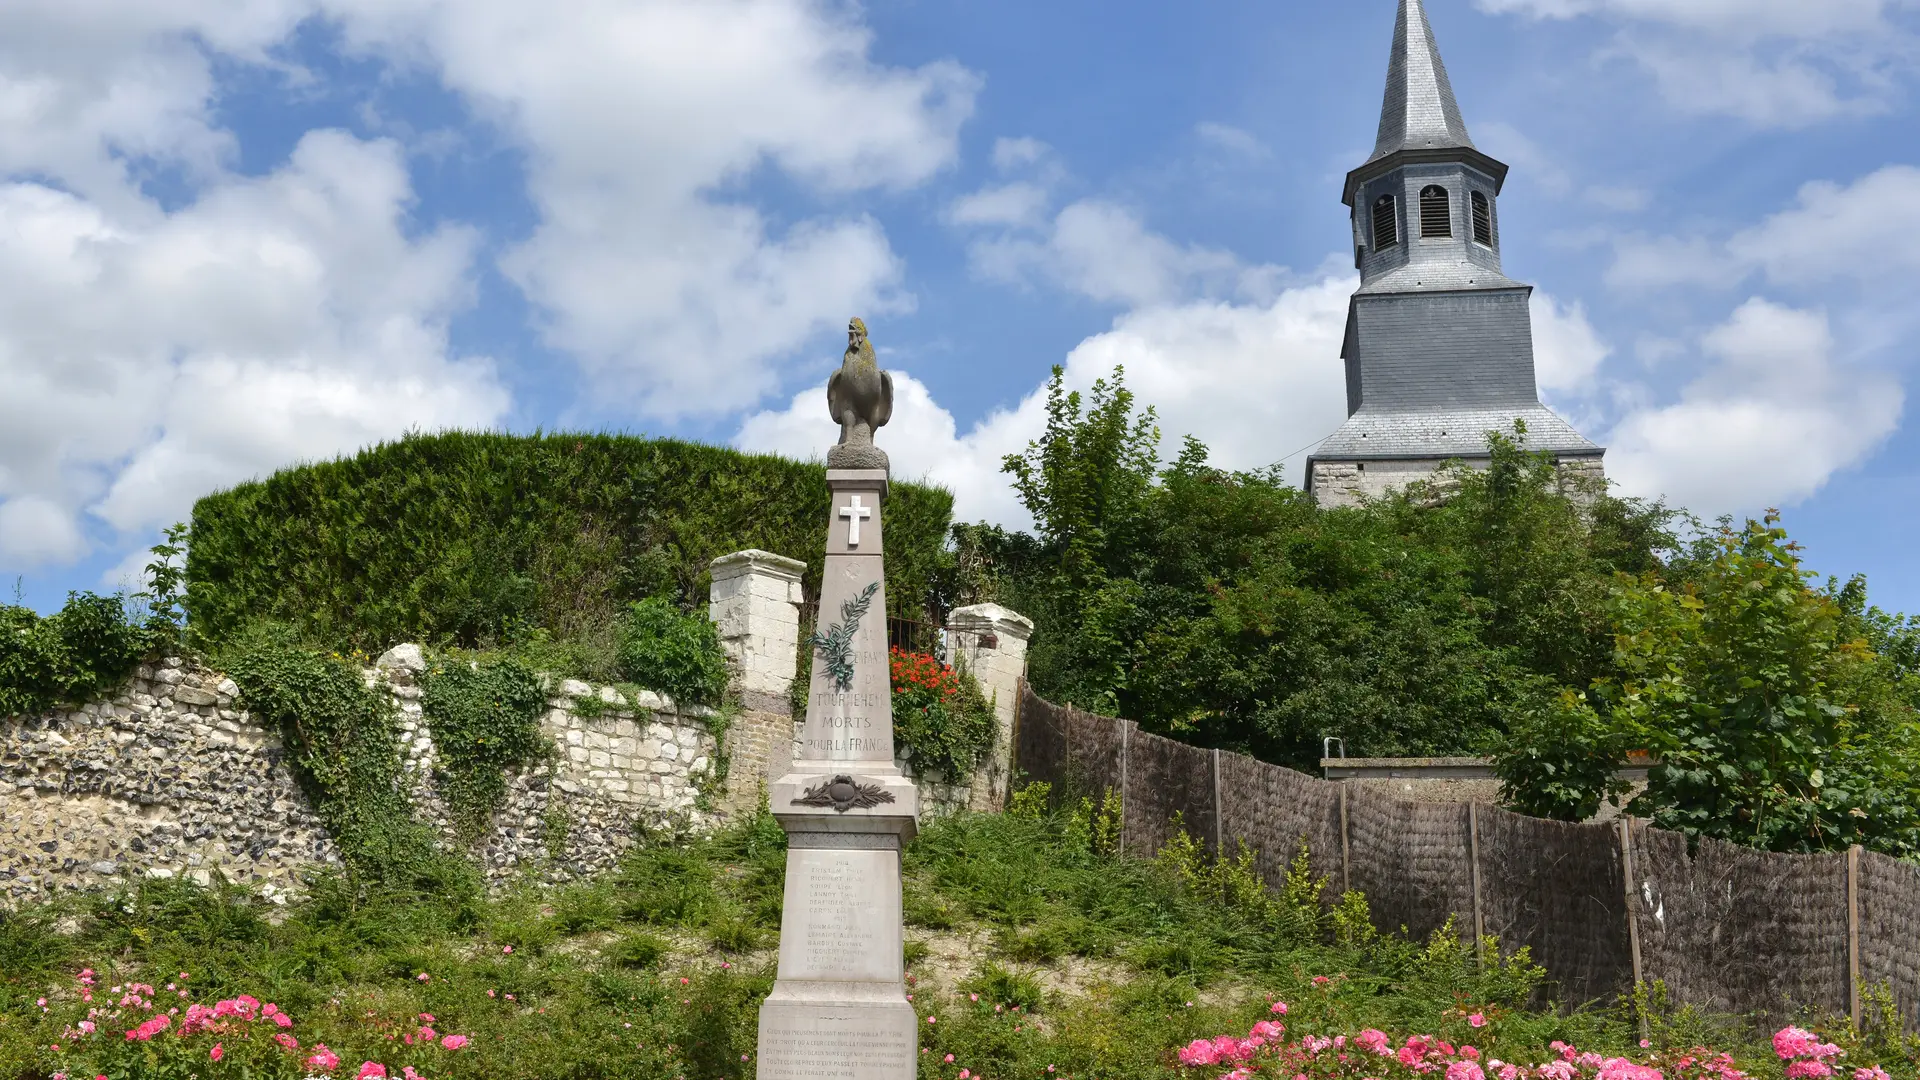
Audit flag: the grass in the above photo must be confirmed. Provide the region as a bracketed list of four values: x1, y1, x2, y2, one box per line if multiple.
[0, 789, 1900, 1080]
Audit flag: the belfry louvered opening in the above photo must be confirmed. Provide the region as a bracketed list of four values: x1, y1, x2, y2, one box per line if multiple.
[1471, 191, 1493, 246]
[1419, 186, 1452, 238]
[1371, 194, 1399, 250]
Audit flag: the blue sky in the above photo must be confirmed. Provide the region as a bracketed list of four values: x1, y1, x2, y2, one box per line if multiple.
[2, 0, 1918, 616]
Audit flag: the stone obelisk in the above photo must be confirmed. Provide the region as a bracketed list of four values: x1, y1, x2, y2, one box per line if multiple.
[756, 318, 918, 1080]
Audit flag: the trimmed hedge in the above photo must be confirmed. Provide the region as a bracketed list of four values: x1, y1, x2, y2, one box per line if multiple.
[186, 432, 954, 651]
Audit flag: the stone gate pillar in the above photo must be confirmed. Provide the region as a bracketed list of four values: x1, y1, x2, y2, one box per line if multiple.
[945, 604, 1034, 811]
[709, 549, 807, 803]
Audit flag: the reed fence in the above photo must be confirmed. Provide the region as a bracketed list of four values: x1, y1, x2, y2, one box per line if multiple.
[1013, 684, 1920, 1029]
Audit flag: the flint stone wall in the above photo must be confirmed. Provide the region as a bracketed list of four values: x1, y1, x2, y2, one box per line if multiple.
[0, 647, 734, 900]
[0, 658, 334, 901]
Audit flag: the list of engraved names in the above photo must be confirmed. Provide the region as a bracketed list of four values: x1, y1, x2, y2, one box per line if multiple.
[759, 1026, 913, 1078]
[803, 854, 877, 973]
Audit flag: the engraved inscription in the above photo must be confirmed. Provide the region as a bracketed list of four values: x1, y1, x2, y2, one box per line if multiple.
[803, 854, 876, 973]
[812, 691, 884, 709]
[802, 736, 886, 755]
[759, 1026, 913, 1078]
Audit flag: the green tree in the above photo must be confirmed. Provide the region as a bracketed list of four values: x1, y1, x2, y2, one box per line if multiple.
[1496, 514, 1920, 855]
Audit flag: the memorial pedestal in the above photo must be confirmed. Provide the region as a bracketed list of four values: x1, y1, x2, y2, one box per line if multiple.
[758, 468, 918, 1080]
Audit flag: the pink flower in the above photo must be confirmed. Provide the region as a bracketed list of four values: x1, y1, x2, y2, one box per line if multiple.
[359, 1062, 390, 1079]
[503, 945, 513, 954]
[307, 1045, 342, 1071]
[1448, 1061, 1486, 1080]
[1356, 1029, 1391, 1055]
[1271, 1001, 1289, 1014]
[210, 1043, 224, 1062]
[1596, 1057, 1664, 1080]
[416, 972, 431, 983]
[1181, 1039, 1221, 1067]
[944, 1054, 955, 1063]
[441, 1034, 470, 1050]
[959, 1071, 971, 1079]
[1788, 1063, 1835, 1080]
[1469, 1013, 1487, 1028]
[275, 1032, 300, 1051]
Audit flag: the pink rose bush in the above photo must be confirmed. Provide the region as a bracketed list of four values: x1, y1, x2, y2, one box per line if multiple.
[36, 968, 477, 1079]
[1174, 1009, 1874, 1080]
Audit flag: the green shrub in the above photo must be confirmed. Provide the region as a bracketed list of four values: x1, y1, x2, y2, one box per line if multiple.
[185, 431, 955, 652]
[0, 592, 151, 716]
[889, 647, 997, 782]
[617, 597, 730, 706]
[961, 961, 1045, 1012]
[608, 932, 667, 969]
[420, 656, 550, 840]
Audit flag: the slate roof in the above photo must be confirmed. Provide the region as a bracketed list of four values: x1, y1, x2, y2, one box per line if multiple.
[1314, 405, 1602, 461]
[1369, 0, 1475, 163]
[1354, 259, 1526, 296]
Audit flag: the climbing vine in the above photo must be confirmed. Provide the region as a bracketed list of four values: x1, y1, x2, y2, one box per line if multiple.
[223, 632, 449, 887]
[420, 657, 551, 842]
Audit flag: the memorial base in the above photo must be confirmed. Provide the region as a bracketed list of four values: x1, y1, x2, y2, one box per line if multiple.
[756, 986, 917, 1079]
[756, 770, 918, 1080]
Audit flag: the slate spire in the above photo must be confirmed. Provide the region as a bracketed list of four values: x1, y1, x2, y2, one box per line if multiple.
[1369, 0, 1475, 164]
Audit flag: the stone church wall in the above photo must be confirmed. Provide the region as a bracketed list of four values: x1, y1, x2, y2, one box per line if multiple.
[1312, 454, 1607, 509]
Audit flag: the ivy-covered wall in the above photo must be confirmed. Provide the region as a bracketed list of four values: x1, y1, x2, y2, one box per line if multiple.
[0, 646, 742, 900]
[185, 431, 955, 651]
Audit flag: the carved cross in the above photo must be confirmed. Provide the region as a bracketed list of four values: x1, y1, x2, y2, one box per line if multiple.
[839, 494, 873, 546]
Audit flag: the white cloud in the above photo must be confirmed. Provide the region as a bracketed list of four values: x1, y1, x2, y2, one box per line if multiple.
[1608, 164, 1920, 292]
[326, 0, 979, 420]
[735, 274, 1354, 524]
[1478, 0, 1915, 125]
[946, 182, 1050, 229]
[990, 136, 1050, 173]
[1605, 299, 1901, 513]
[0, 496, 85, 568]
[0, 131, 508, 569]
[0, 0, 313, 210]
[1606, 234, 1748, 291]
[1194, 121, 1267, 157]
[1476, 0, 1896, 38]
[1727, 165, 1920, 284]
[1531, 293, 1611, 396]
[961, 198, 1261, 308]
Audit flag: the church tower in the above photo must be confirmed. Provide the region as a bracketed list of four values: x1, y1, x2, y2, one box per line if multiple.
[1305, 0, 1603, 506]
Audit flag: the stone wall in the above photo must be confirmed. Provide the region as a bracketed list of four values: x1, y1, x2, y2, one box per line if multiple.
[0, 548, 1034, 899]
[1312, 454, 1607, 509]
[0, 649, 735, 901]
[379, 646, 728, 885]
[0, 658, 336, 902]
